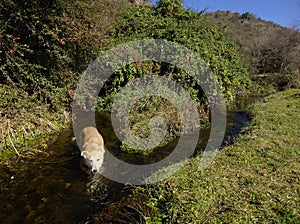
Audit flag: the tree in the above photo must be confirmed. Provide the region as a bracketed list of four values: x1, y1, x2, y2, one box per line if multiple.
[251, 28, 300, 74]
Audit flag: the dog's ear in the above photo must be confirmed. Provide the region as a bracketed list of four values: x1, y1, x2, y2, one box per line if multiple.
[81, 151, 88, 158]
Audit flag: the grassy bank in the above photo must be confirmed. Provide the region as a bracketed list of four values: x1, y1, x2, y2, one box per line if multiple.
[0, 84, 70, 160]
[135, 89, 300, 223]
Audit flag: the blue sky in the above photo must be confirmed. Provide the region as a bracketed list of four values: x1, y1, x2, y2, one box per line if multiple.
[151, 0, 300, 28]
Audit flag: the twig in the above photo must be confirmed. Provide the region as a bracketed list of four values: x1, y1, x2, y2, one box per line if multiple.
[8, 128, 20, 156]
[22, 126, 29, 136]
[7, 120, 20, 156]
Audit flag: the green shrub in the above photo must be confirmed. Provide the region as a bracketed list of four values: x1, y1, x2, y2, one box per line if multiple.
[0, 0, 77, 109]
[240, 12, 257, 20]
[156, 0, 184, 16]
[102, 0, 250, 106]
[96, 0, 250, 153]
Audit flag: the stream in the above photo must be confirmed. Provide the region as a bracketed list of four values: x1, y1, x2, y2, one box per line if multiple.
[0, 97, 261, 223]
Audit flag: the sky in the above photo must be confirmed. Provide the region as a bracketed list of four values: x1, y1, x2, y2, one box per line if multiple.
[151, 0, 300, 29]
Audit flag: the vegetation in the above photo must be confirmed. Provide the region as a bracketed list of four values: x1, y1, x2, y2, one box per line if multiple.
[1, 0, 300, 223]
[0, 0, 75, 108]
[95, 0, 250, 152]
[0, 84, 69, 159]
[107, 89, 299, 223]
[205, 11, 300, 90]
[0, 0, 252, 155]
[0, 0, 131, 155]
[0, 0, 132, 108]
[103, 0, 250, 104]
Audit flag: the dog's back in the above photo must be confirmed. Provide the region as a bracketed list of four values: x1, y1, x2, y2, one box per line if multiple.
[81, 127, 104, 149]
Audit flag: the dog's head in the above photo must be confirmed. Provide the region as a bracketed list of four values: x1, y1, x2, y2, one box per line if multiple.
[81, 149, 105, 174]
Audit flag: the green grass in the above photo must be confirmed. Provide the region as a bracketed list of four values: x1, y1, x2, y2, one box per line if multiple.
[140, 89, 300, 223]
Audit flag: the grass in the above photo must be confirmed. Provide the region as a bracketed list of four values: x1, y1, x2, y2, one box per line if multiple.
[0, 84, 70, 160]
[137, 89, 300, 223]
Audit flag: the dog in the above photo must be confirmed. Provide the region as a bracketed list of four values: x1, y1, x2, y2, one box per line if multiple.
[79, 126, 105, 174]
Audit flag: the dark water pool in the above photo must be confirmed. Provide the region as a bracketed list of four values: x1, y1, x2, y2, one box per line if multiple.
[0, 97, 261, 223]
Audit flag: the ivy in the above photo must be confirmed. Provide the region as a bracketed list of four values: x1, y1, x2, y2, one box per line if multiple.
[101, 0, 250, 109]
[0, 0, 74, 109]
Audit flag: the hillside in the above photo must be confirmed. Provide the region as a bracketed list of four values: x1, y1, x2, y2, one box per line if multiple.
[205, 10, 300, 86]
[205, 10, 287, 48]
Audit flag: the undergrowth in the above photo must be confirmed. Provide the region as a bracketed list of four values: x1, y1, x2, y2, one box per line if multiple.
[0, 84, 69, 159]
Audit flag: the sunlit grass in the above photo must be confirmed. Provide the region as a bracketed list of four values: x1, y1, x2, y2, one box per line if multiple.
[142, 89, 300, 223]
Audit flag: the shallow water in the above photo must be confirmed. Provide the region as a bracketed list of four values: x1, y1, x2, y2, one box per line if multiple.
[0, 97, 261, 223]
[0, 114, 125, 224]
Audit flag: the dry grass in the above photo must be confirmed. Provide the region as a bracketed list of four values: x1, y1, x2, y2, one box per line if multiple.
[0, 84, 69, 159]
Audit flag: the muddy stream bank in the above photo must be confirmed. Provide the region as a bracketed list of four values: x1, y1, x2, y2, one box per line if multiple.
[0, 97, 260, 223]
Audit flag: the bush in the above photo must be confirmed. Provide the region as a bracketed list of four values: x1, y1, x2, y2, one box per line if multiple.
[0, 0, 131, 153]
[102, 0, 250, 105]
[240, 12, 257, 20]
[251, 28, 300, 74]
[94, 0, 251, 152]
[0, 0, 75, 109]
